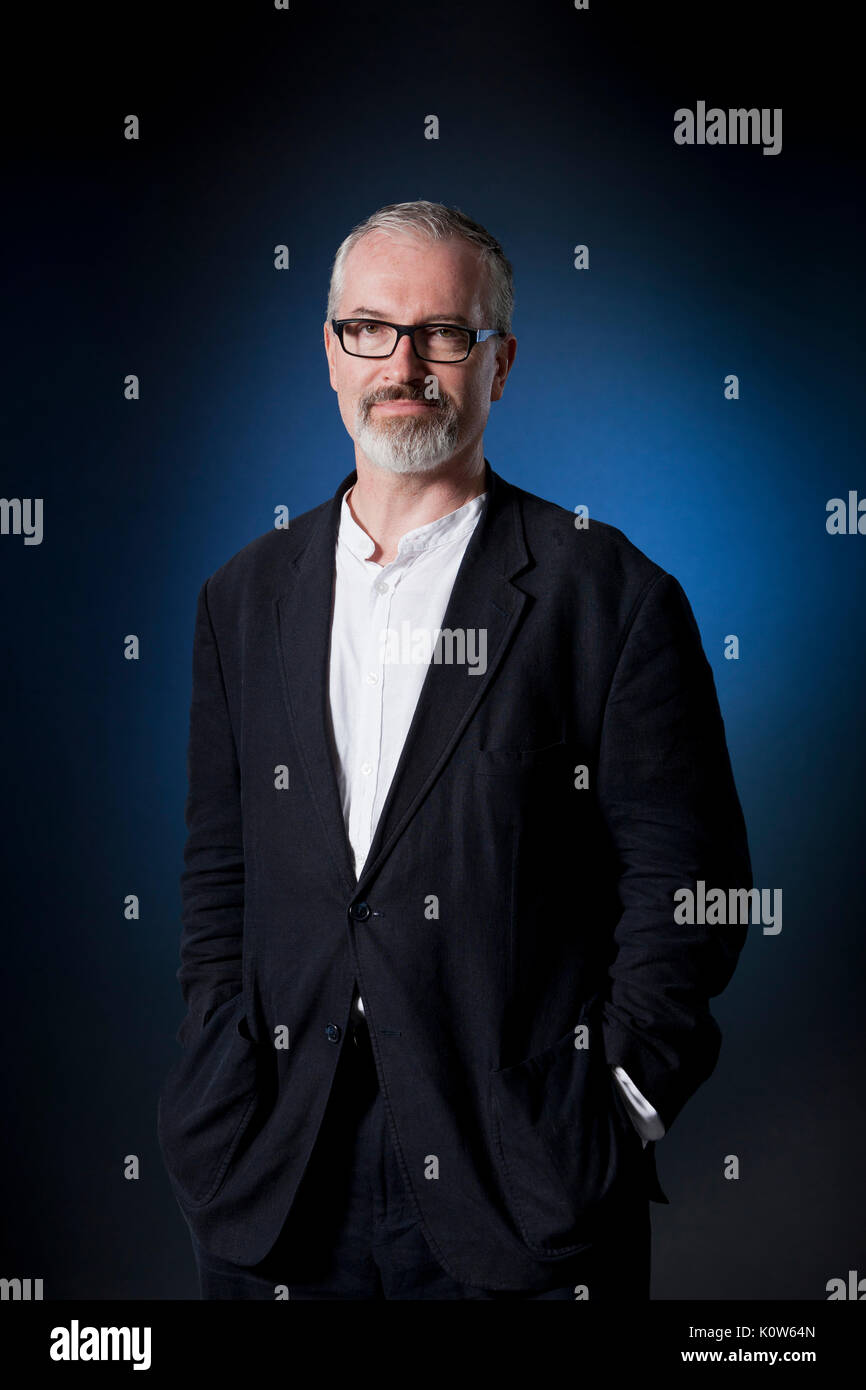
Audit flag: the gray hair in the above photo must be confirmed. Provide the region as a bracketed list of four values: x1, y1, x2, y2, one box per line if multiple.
[326, 200, 514, 334]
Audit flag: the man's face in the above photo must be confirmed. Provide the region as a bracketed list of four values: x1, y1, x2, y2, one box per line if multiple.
[324, 231, 515, 476]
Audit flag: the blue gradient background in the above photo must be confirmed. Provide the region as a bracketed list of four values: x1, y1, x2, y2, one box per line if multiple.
[2, 1, 863, 1298]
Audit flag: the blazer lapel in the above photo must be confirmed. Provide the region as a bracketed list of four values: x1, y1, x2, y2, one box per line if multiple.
[273, 469, 358, 896]
[274, 461, 530, 899]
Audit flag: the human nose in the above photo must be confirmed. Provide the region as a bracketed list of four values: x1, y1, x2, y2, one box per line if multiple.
[381, 328, 427, 378]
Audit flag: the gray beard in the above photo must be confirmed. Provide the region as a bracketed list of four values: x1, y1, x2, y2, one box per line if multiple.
[354, 404, 460, 476]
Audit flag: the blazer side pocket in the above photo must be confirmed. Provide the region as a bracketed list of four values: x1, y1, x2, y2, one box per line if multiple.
[488, 995, 640, 1256]
[157, 993, 262, 1208]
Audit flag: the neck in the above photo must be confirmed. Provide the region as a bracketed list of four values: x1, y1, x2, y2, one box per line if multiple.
[347, 449, 487, 566]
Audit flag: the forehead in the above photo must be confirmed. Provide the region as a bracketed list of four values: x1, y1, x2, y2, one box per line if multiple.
[338, 231, 488, 320]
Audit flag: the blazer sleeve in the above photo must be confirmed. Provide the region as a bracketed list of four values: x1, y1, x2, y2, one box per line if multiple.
[596, 569, 752, 1133]
[173, 577, 245, 1046]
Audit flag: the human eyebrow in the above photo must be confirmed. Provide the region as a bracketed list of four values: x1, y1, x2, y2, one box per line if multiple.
[342, 308, 473, 326]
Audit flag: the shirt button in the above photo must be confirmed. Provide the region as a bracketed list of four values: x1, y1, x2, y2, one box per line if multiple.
[325, 1023, 341, 1043]
[366, 671, 379, 684]
[375, 580, 388, 594]
[361, 761, 373, 775]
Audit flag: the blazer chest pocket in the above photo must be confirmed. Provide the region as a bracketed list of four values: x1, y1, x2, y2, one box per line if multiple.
[488, 995, 640, 1256]
[474, 739, 570, 778]
[157, 993, 263, 1208]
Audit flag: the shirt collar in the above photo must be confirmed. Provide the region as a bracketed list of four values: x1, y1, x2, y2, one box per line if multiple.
[338, 481, 487, 563]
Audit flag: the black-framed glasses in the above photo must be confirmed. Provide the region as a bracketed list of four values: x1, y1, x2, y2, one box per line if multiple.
[331, 318, 504, 363]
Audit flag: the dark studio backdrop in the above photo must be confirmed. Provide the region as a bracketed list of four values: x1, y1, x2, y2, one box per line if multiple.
[2, 1, 863, 1301]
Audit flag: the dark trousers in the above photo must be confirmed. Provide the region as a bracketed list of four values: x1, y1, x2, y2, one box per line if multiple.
[190, 1018, 652, 1300]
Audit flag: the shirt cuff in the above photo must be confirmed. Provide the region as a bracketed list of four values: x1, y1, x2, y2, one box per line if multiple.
[611, 1065, 666, 1146]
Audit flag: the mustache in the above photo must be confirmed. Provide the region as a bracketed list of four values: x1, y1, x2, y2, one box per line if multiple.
[363, 386, 448, 408]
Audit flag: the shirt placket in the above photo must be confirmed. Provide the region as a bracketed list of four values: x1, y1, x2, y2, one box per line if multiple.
[350, 558, 402, 875]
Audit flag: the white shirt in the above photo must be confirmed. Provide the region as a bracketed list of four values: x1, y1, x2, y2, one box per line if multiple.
[327, 481, 664, 1146]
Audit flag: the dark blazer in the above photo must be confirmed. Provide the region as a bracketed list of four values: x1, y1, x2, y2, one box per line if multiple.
[157, 461, 752, 1291]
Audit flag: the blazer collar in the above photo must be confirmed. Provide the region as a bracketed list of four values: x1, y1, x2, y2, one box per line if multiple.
[274, 459, 530, 897]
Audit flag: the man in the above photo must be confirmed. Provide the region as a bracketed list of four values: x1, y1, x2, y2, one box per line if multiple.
[157, 200, 752, 1300]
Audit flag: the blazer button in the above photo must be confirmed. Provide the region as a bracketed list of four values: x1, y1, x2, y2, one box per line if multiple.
[325, 1023, 341, 1043]
[349, 901, 372, 921]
